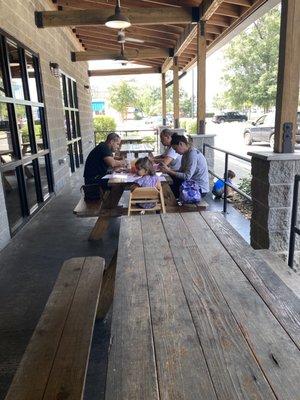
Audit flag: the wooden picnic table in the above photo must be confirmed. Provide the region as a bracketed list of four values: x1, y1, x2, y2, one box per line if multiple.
[105, 211, 300, 400]
[120, 137, 143, 144]
[119, 143, 154, 158]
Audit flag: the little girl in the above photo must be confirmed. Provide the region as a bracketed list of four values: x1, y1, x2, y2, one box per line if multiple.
[131, 157, 161, 209]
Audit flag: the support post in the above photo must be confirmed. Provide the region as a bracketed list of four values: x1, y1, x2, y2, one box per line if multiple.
[274, 0, 300, 153]
[197, 21, 206, 134]
[162, 73, 167, 125]
[173, 57, 180, 128]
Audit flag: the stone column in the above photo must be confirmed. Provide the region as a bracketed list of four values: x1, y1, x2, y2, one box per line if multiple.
[249, 151, 300, 263]
[190, 134, 215, 188]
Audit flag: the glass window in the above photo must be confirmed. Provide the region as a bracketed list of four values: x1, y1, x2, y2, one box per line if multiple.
[38, 156, 50, 197]
[23, 161, 38, 210]
[0, 102, 16, 162]
[25, 52, 39, 103]
[71, 111, 76, 138]
[68, 78, 74, 108]
[32, 107, 44, 150]
[15, 105, 32, 155]
[0, 59, 5, 98]
[75, 112, 81, 137]
[2, 168, 23, 228]
[7, 41, 24, 100]
[73, 81, 78, 108]
[64, 110, 71, 140]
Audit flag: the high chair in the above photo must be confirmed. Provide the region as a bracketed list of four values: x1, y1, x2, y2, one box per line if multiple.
[128, 187, 166, 215]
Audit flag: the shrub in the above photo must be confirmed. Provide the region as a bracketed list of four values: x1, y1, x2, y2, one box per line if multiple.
[93, 115, 117, 143]
[238, 176, 251, 196]
[185, 119, 197, 135]
[142, 135, 156, 144]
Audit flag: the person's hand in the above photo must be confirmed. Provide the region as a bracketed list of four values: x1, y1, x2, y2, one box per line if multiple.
[160, 163, 171, 174]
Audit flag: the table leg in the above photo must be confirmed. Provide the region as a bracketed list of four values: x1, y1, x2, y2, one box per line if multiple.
[88, 186, 124, 241]
[96, 250, 117, 319]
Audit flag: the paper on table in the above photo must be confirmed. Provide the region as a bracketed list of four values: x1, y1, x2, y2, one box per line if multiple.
[102, 173, 166, 182]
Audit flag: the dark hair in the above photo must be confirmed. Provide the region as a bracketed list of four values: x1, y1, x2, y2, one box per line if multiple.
[171, 133, 188, 146]
[135, 157, 155, 176]
[227, 170, 236, 179]
[160, 128, 174, 137]
[106, 132, 120, 142]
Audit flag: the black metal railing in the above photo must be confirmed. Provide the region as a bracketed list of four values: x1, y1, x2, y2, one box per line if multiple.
[203, 143, 252, 213]
[288, 174, 300, 269]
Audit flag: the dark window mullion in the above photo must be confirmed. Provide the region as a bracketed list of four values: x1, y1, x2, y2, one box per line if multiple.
[45, 154, 53, 193]
[33, 56, 43, 103]
[33, 158, 43, 202]
[39, 107, 48, 149]
[16, 165, 29, 216]
[0, 36, 13, 98]
[25, 105, 37, 153]
[19, 47, 30, 101]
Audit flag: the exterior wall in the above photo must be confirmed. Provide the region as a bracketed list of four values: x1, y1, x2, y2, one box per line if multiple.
[190, 134, 215, 189]
[0, 0, 94, 248]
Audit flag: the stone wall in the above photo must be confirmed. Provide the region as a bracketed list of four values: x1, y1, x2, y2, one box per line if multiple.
[0, 0, 94, 249]
[190, 134, 215, 189]
[249, 151, 300, 265]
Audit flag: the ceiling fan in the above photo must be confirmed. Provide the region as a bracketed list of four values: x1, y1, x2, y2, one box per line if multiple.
[117, 29, 144, 45]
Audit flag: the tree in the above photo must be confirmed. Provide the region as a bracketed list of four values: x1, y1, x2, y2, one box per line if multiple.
[108, 81, 138, 121]
[212, 93, 229, 111]
[222, 6, 280, 111]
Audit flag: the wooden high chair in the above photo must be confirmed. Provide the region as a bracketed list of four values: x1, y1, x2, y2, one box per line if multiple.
[128, 187, 166, 215]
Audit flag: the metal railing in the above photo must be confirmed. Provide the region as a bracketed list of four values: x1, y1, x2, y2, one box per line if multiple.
[288, 174, 300, 269]
[203, 143, 252, 213]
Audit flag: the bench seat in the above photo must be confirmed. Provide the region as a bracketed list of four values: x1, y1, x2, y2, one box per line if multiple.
[5, 257, 105, 400]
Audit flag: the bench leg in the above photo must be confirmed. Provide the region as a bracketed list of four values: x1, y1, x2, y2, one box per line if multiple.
[97, 251, 117, 319]
[89, 216, 110, 241]
[88, 187, 125, 241]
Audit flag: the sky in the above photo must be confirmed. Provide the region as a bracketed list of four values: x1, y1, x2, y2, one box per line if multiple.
[88, 48, 226, 111]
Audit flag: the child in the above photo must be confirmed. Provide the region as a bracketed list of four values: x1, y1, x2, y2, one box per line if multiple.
[131, 157, 161, 209]
[212, 170, 236, 199]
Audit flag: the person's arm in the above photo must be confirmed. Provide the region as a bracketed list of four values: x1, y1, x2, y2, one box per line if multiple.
[161, 152, 197, 180]
[103, 156, 125, 169]
[155, 156, 173, 166]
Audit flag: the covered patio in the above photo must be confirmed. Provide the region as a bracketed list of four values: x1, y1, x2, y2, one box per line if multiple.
[0, 0, 300, 399]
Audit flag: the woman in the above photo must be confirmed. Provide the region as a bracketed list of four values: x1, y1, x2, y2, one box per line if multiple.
[161, 134, 209, 199]
[152, 128, 182, 171]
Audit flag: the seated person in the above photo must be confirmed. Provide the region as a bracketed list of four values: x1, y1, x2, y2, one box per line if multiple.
[83, 132, 125, 190]
[131, 157, 161, 209]
[160, 134, 209, 200]
[152, 128, 182, 171]
[212, 170, 236, 199]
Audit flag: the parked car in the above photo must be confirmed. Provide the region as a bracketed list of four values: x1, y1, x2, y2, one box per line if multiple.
[243, 112, 300, 147]
[212, 111, 248, 124]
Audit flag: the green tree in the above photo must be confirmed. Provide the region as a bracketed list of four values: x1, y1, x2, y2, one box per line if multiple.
[212, 92, 229, 111]
[108, 81, 138, 121]
[222, 6, 280, 111]
[93, 115, 117, 143]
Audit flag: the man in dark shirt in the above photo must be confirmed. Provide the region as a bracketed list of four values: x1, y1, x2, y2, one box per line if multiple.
[84, 132, 125, 188]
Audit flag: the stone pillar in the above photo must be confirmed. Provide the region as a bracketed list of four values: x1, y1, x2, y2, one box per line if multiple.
[249, 151, 300, 263]
[190, 134, 215, 188]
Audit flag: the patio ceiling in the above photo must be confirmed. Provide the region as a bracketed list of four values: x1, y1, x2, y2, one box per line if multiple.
[47, 0, 270, 72]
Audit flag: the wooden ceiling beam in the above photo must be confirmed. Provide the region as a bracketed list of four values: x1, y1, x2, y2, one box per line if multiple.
[35, 7, 197, 28]
[224, 0, 251, 7]
[214, 4, 240, 18]
[72, 47, 171, 61]
[161, 57, 174, 73]
[206, 15, 231, 27]
[201, 0, 225, 20]
[88, 67, 160, 76]
[174, 23, 197, 57]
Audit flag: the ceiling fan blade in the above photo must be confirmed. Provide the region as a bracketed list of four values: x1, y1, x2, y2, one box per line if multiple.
[126, 37, 145, 44]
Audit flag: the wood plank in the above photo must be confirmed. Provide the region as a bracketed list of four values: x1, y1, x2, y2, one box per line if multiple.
[88, 67, 160, 76]
[72, 48, 170, 61]
[105, 216, 159, 400]
[141, 214, 217, 399]
[182, 212, 300, 400]
[202, 211, 300, 348]
[162, 213, 276, 399]
[4, 258, 86, 400]
[257, 249, 300, 297]
[201, 0, 225, 20]
[161, 72, 167, 123]
[274, 0, 300, 152]
[97, 251, 117, 319]
[43, 257, 104, 399]
[35, 7, 194, 28]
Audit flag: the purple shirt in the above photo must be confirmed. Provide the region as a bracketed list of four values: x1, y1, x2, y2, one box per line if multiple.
[135, 174, 159, 209]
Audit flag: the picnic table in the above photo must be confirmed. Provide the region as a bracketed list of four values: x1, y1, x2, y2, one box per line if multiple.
[105, 211, 300, 400]
[120, 137, 143, 144]
[74, 173, 208, 240]
[119, 143, 154, 158]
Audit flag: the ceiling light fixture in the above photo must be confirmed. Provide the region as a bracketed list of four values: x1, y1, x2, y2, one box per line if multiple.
[114, 44, 129, 65]
[105, 0, 131, 29]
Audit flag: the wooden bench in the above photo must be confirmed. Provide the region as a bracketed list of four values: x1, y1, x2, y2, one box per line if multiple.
[256, 249, 300, 297]
[5, 257, 105, 400]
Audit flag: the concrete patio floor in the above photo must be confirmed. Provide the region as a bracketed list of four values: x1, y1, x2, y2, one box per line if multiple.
[0, 168, 250, 399]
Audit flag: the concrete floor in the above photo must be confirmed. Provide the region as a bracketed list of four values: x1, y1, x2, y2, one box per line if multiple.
[0, 168, 250, 399]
